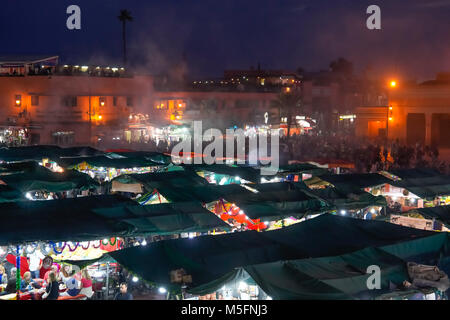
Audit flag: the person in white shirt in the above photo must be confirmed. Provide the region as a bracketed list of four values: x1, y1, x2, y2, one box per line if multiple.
[28, 250, 45, 279]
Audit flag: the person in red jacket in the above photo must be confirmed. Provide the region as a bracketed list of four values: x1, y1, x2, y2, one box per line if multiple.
[6, 253, 29, 278]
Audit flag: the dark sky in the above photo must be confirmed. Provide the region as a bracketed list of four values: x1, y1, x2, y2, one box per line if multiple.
[1, 0, 449, 80]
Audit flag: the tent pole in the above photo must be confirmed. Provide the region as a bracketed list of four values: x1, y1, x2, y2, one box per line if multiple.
[105, 262, 110, 300]
[16, 245, 20, 300]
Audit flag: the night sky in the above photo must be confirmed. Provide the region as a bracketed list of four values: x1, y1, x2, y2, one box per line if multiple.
[1, 0, 449, 80]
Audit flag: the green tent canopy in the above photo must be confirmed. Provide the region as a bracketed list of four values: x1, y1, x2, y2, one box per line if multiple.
[390, 176, 450, 199]
[0, 184, 24, 203]
[386, 168, 441, 180]
[243, 182, 309, 193]
[93, 201, 231, 235]
[107, 214, 435, 291]
[277, 163, 328, 176]
[224, 189, 332, 220]
[112, 170, 209, 191]
[107, 151, 172, 165]
[310, 185, 387, 211]
[55, 155, 163, 170]
[0, 165, 99, 193]
[0, 195, 229, 246]
[0, 195, 137, 245]
[224, 247, 409, 300]
[0, 166, 99, 193]
[183, 164, 262, 183]
[313, 173, 391, 189]
[188, 234, 450, 299]
[153, 184, 253, 203]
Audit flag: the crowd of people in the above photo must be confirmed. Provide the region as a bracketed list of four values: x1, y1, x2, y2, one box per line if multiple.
[283, 134, 450, 174]
[0, 252, 94, 300]
[0, 249, 137, 300]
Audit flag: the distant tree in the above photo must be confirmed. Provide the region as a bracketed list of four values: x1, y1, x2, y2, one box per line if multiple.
[296, 67, 305, 75]
[118, 9, 133, 67]
[271, 91, 302, 156]
[329, 57, 353, 77]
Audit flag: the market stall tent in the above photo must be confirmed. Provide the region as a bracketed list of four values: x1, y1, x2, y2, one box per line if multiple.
[183, 164, 262, 184]
[93, 201, 231, 235]
[223, 189, 332, 221]
[0, 195, 230, 246]
[389, 176, 450, 200]
[0, 164, 99, 193]
[0, 184, 24, 202]
[107, 214, 436, 291]
[189, 247, 409, 299]
[147, 184, 253, 203]
[308, 173, 391, 189]
[55, 155, 163, 170]
[111, 170, 209, 193]
[385, 168, 442, 180]
[409, 205, 450, 228]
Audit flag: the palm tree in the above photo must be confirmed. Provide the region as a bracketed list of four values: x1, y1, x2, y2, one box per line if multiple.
[118, 9, 133, 67]
[271, 90, 302, 156]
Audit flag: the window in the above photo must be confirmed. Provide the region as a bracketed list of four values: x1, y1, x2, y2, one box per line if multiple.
[52, 131, 75, 145]
[127, 96, 133, 106]
[113, 96, 118, 106]
[31, 95, 39, 106]
[63, 96, 77, 107]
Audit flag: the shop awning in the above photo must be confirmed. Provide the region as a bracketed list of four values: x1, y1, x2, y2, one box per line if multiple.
[411, 205, 450, 227]
[311, 173, 391, 189]
[55, 155, 163, 169]
[310, 185, 387, 211]
[107, 151, 172, 165]
[390, 176, 450, 199]
[277, 163, 327, 176]
[112, 170, 209, 191]
[107, 214, 436, 291]
[154, 184, 253, 203]
[386, 168, 441, 180]
[224, 189, 332, 220]
[183, 164, 262, 183]
[94, 201, 231, 236]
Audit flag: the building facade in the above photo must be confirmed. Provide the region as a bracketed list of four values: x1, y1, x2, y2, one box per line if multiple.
[355, 73, 450, 147]
[0, 56, 154, 146]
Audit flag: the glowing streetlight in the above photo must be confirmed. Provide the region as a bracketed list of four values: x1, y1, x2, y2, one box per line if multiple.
[389, 80, 397, 88]
[159, 287, 167, 294]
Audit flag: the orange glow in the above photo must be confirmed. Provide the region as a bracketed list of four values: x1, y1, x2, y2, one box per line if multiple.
[389, 117, 393, 121]
[285, 87, 291, 93]
[15, 100, 21, 105]
[178, 103, 182, 108]
[389, 106, 393, 110]
[170, 114, 175, 120]
[100, 101, 105, 106]
[98, 115, 103, 120]
[390, 81, 397, 88]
